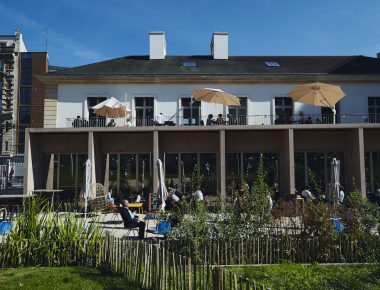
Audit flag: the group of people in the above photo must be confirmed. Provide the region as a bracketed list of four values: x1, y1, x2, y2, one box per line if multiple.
[206, 114, 238, 126]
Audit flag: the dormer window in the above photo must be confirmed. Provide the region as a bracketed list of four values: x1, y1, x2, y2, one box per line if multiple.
[265, 61, 281, 67]
[182, 61, 197, 68]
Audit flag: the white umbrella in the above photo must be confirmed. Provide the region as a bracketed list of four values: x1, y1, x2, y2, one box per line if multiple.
[329, 158, 340, 205]
[92, 97, 130, 118]
[156, 159, 169, 211]
[84, 159, 91, 219]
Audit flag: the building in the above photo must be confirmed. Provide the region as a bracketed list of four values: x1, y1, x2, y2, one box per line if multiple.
[0, 30, 50, 197]
[26, 32, 380, 204]
[0, 29, 27, 155]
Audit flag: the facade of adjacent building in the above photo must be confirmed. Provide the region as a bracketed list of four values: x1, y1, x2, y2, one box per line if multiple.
[26, 32, 380, 204]
[0, 30, 48, 195]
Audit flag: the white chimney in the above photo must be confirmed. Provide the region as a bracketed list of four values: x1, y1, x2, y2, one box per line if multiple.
[149, 31, 166, 60]
[210, 32, 228, 60]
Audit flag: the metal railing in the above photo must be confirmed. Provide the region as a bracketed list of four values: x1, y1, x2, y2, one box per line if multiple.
[65, 113, 380, 128]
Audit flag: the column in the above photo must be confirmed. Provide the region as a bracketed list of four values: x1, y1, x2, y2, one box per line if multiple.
[88, 131, 96, 198]
[281, 129, 295, 196]
[23, 129, 34, 196]
[219, 130, 226, 206]
[351, 128, 366, 197]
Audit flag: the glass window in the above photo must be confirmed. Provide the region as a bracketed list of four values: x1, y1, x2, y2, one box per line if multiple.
[228, 97, 247, 125]
[181, 98, 201, 125]
[135, 97, 154, 126]
[19, 107, 31, 124]
[164, 153, 179, 185]
[20, 87, 32, 105]
[200, 153, 217, 196]
[87, 97, 106, 126]
[275, 97, 293, 124]
[368, 97, 380, 123]
[120, 154, 137, 195]
[21, 53, 32, 85]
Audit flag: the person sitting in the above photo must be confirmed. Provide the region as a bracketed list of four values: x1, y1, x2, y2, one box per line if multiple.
[301, 186, 315, 202]
[105, 189, 115, 205]
[206, 114, 215, 126]
[298, 111, 307, 124]
[73, 116, 82, 127]
[125, 118, 132, 127]
[107, 119, 116, 127]
[119, 199, 146, 239]
[216, 114, 225, 125]
[154, 113, 165, 126]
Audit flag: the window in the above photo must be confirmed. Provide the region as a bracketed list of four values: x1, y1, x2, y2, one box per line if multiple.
[368, 97, 380, 123]
[182, 61, 197, 68]
[274, 97, 293, 124]
[228, 97, 247, 125]
[265, 61, 281, 67]
[135, 97, 154, 126]
[20, 87, 32, 105]
[87, 97, 106, 126]
[21, 53, 32, 85]
[181, 97, 201, 125]
[19, 107, 31, 124]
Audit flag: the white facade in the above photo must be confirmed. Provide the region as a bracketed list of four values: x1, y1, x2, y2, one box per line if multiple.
[53, 82, 380, 128]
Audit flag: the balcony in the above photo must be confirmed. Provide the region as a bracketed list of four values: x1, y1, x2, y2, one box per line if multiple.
[0, 46, 15, 53]
[64, 113, 380, 128]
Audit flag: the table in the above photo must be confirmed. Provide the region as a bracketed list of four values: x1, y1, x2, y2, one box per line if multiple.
[129, 202, 143, 221]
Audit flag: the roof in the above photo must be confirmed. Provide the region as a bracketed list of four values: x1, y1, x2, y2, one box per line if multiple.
[46, 55, 380, 76]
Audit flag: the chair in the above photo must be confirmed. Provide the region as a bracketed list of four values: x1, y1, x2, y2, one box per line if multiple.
[124, 225, 139, 237]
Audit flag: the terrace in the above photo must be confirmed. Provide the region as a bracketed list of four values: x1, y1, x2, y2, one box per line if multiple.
[65, 113, 380, 128]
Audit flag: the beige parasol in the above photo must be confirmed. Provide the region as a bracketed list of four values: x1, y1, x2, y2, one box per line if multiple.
[287, 82, 345, 108]
[288, 82, 345, 124]
[192, 88, 240, 106]
[92, 97, 130, 118]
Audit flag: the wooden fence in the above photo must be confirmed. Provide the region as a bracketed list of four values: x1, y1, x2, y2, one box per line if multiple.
[102, 234, 269, 290]
[158, 235, 380, 265]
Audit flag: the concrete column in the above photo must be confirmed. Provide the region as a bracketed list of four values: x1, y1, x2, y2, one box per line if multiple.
[219, 130, 226, 204]
[153, 131, 159, 193]
[88, 131, 96, 198]
[103, 154, 109, 193]
[281, 129, 295, 196]
[350, 128, 366, 197]
[45, 154, 54, 190]
[23, 129, 34, 196]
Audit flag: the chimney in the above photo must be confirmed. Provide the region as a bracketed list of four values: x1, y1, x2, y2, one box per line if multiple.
[149, 31, 166, 60]
[210, 32, 228, 60]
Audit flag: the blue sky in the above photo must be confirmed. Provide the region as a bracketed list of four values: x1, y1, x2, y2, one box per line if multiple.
[1, 0, 380, 67]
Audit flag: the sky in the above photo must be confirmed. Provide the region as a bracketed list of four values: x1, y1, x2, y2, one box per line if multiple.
[1, 0, 380, 68]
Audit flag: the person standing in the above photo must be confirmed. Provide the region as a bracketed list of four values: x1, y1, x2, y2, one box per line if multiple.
[339, 186, 345, 204]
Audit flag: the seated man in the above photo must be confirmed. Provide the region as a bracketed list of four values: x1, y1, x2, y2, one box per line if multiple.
[105, 189, 115, 205]
[107, 119, 116, 127]
[119, 199, 146, 239]
[154, 113, 165, 126]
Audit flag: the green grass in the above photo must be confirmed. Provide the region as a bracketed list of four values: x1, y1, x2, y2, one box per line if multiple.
[0, 267, 140, 290]
[228, 263, 380, 290]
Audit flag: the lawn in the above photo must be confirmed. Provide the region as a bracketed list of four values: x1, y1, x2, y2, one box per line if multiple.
[0, 266, 140, 290]
[228, 263, 380, 290]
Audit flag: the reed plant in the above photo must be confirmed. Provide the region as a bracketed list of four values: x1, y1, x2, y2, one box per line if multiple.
[0, 197, 104, 268]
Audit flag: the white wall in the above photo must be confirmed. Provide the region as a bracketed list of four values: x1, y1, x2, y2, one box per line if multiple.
[55, 82, 380, 127]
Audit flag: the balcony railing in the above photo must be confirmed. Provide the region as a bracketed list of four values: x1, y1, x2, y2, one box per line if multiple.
[65, 113, 380, 128]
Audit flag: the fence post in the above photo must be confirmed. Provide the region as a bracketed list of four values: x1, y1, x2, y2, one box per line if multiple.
[188, 257, 192, 290]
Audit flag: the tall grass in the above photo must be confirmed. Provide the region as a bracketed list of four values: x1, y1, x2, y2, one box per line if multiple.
[0, 197, 104, 268]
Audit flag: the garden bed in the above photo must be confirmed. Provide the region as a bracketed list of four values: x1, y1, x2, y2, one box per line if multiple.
[227, 263, 380, 290]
